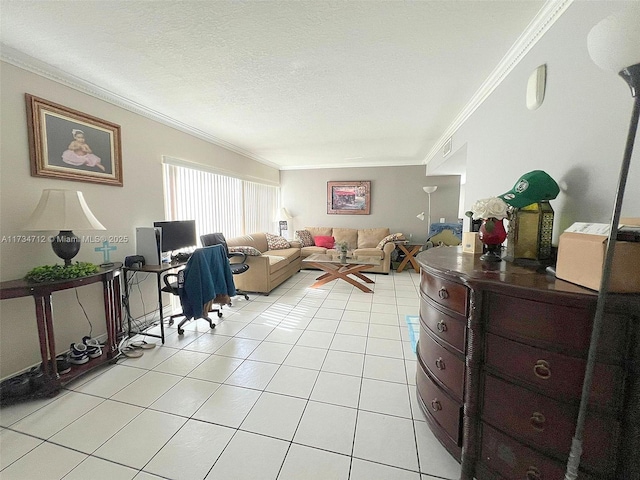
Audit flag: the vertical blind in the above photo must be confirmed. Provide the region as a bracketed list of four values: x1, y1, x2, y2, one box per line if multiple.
[163, 163, 279, 240]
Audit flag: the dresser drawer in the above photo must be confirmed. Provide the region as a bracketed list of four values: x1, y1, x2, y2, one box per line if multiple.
[418, 329, 465, 400]
[420, 298, 466, 354]
[416, 354, 462, 445]
[421, 271, 468, 316]
[485, 334, 624, 410]
[486, 293, 627, 358]
[481, 423, 580, 480]
[482, 374, 618, 473]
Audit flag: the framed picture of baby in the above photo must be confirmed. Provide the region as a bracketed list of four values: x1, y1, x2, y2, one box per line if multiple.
[25, 94, 123, 186]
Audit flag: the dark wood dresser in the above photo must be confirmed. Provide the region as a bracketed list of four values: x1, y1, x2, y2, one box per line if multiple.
[415, 247, 640, 480]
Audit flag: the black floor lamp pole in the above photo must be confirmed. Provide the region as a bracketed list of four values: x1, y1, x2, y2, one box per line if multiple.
[565, 64, 640, 480]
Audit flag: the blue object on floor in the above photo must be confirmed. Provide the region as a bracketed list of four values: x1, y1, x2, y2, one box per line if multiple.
[405, 315, 419, 353]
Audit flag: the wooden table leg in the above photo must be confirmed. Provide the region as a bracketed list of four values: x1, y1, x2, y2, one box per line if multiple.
[397, 245, 422, 273]
[307, 262, 375, 293]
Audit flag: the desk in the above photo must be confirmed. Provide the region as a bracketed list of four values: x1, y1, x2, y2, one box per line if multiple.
[396, 243, 423, 273]
[0, 263, 122, 401]
[123, 261, 186, 344]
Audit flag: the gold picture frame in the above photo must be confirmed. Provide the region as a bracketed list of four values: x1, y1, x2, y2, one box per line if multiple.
[26, 94, 123, 186]
[327, 181, 371, 215]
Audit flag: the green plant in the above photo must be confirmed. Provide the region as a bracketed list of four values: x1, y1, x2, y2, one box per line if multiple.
[335, 241, 349, 253]
[25, 262, 99, 283]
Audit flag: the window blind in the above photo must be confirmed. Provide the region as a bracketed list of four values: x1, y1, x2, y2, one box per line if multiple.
[163, 163, 279, 240]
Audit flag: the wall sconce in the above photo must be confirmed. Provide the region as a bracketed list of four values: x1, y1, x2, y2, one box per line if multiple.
[24, 189, 105, 266]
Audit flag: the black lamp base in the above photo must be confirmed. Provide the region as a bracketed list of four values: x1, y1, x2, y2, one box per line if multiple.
[51, 230, 81, 266]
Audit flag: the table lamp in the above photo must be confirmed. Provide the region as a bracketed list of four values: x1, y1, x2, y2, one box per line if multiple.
[565, 4, 640, 479]
[24, 189, 106, 266]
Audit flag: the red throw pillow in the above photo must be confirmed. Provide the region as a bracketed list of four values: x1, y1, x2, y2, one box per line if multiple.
[314, 235, 335, 249]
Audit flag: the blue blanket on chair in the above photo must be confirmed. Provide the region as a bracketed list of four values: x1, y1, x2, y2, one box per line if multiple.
[180, 245, 237, 320]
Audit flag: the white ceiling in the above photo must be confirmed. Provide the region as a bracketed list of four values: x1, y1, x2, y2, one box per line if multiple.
[1, 0, 550, 170]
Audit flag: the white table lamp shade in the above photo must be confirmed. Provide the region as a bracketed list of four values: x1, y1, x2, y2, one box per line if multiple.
[587, 3, 640, 73]
[423, 186, 438, 194]
[25, 189, 105, 231]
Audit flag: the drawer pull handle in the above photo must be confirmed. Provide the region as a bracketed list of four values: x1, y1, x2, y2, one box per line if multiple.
[533, 360, 551, 380]
[526, 466, 542, 480]
[435, 357, 446, 370]
[431, 399, 442, 411]
[438, 287, 449, 299]
[436, 320, 448, 332]
[530, 412, 546, 432]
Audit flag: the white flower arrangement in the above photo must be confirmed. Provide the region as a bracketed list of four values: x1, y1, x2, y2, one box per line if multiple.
[469, 197, 509, 220]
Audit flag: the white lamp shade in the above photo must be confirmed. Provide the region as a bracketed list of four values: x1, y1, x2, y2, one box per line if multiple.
[280, 207, 293, 219]
[416, 212, 425, 221]
[587, 3, 640, 72]
[24, 189, 106, 231]
[423, 186, 438, 194]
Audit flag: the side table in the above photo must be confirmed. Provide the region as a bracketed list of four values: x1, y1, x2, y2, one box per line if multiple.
[0, 263, 123, 403]
[396, 243, 423, 273]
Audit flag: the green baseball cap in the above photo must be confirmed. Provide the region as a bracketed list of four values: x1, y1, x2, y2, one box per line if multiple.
[499, 170, 559, 208]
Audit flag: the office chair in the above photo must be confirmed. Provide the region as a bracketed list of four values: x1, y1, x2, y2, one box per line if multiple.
[200, 233, 250, 301]
[161, 245, 236, 335]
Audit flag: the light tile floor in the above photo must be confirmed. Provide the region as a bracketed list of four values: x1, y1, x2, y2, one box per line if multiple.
[0, 269, 462, 480]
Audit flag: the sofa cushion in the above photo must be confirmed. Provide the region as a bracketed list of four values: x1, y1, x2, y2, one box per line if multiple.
[227, 233, 268, 253]
[263, 247, 300, 262]
[353, 248, 384, 259]
[314, 236, 335, 249]
[228, 246, 262, 256]
[357, 228, 391, 248]
[301, 246, 328, 256]
[295, 229, 314, 247]
[265, 233, 290, 250]
[332, 228, 358, 250]
[306, 227, 333, 238]
[376, 232, 406, 249]
[267, 255, 288, 274]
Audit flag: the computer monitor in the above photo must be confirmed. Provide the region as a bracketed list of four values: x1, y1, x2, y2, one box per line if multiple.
[153, 220, 197, 253]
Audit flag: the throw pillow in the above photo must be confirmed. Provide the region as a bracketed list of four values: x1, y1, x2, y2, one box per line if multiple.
[376, 233, 406, 249]
[295, 229, 315, 247]
[265, 233, 291, 250]
[314, 235, 335, 249]
[228, 246, 262, 256]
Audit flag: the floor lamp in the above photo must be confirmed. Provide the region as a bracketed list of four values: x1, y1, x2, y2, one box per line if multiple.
[565, 5, 640, 479]
[423, 186, 437, 237]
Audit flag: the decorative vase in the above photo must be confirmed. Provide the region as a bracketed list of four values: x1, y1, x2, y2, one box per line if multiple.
[339, 250, 347, 263]
[478, 217, 507, 262]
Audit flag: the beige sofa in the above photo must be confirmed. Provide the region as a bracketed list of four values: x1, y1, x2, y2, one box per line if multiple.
[225, 233, 302, 294]
[299, 227, 397, 274]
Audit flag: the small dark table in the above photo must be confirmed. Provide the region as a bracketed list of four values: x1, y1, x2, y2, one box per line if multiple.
[0, 263, 123, 401]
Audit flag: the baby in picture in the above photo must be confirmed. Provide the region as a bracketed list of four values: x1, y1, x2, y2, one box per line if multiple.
[61, 129, 105, 171]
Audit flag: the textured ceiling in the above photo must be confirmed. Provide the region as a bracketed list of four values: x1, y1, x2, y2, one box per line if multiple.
[0, 0, 546, 170]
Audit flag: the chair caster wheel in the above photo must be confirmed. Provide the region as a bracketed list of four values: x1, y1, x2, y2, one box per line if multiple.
[177, 328, 184, 335]
[217, 311, 223, 318]
[168, 319, 174, 326]
[244, 294, 249, 300]
[210, 323, 216, 329]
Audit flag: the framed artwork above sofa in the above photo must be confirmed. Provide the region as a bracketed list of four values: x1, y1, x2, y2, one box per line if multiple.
[327, 181, 371, 215]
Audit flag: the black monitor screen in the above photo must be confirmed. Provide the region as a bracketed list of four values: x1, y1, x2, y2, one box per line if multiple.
[153, 220, 196, 253]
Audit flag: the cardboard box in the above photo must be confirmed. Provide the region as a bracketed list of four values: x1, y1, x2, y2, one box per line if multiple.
[462, 232, 483, 254]
[556, 219, 640, 293]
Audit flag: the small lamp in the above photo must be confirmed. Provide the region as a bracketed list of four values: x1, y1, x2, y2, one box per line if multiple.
[416, 212, 425, 221]
[277, 207, 293, 238]
[24, 189, 106, 266]
[566, 4, 640, 480]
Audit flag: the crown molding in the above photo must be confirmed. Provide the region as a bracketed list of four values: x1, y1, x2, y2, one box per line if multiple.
[422, 0, 574, 166]
[0, 44, 281, 171]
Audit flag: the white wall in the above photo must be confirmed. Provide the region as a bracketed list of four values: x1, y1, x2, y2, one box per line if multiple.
[281, 166, 460, 243]
[0, 62, 279, 378]
[429, 1, 640, 240]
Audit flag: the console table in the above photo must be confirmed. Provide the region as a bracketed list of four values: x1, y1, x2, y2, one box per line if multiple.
[0, 263, 123, 402]
[416, 248, 640, 480]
